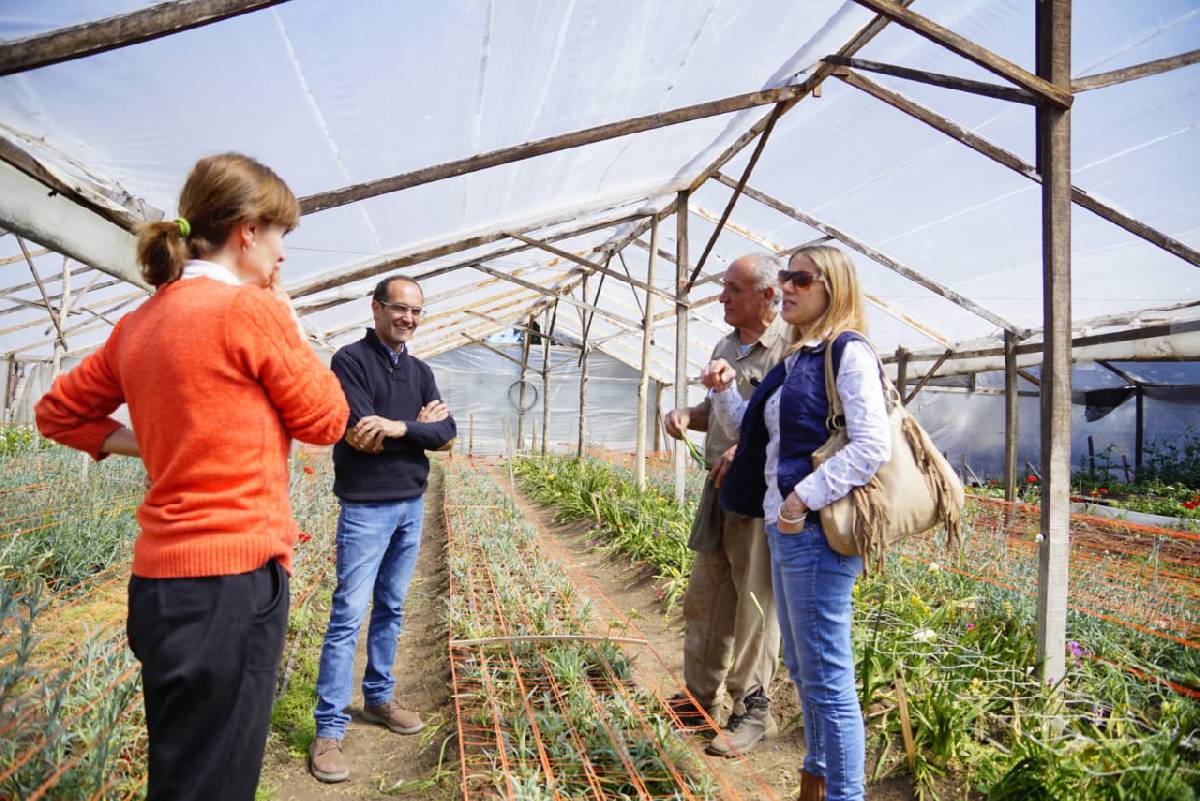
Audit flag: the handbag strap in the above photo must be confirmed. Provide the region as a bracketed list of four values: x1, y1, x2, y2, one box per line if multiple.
[823, 331, 903, 433]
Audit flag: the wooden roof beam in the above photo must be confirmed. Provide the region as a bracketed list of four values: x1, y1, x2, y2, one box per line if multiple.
[298, 83, 818, 217]
[1072, 48, 1200, 93]
[0, 0, 293, 77]
[713, 172, 1025, 335]
[851, 0, 1072, 108]
[839, 69, 1200, 268]
[823, 55, 1037, 103]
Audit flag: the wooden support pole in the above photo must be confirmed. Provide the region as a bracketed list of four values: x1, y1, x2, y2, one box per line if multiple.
[541, 304, 553, 456]
[1072, 48, 1200, 93]
[516, 317, 532, 450]
[1134, 384, 1144, 481]
[653, 382, 664, 453]
[16, 237, 68, 351]
[895, 347, 909, 406]
[0, 0, 292, 77]
[51, 257, 71, 378]
[1035, 0, 1072, 686]
[635, 218, 659, 490]
[687, 102, 786, 289]
[468, 413, 475, 457]
[674, 192, 691, 503]
[1004, 330, 1019, 503]
[577, 276, 590, 459]
[851, 0, 1073, 108]
[838, 70, 1200, 269]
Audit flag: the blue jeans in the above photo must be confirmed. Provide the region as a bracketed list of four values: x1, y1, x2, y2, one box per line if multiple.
[767, 520, 865, 801]
[314, 497, 424, 740]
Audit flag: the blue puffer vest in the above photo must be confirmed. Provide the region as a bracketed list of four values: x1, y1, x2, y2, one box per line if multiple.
[719, 331, 865, 518]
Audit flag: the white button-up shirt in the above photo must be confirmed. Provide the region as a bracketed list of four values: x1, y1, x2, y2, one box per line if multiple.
[711, 339, 891, 524]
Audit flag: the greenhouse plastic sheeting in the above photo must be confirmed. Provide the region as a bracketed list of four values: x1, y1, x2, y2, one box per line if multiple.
[425, 342, 675, 456]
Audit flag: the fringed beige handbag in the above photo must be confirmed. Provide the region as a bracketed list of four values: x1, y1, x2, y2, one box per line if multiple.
[811, 336, 964, 570]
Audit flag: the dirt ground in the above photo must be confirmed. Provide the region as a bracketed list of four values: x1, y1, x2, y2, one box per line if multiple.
[261, 461, 923, 800]
[261, 468, 455, 801]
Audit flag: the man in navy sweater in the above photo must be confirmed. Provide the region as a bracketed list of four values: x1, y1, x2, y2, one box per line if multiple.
[310, 275, 456, 783]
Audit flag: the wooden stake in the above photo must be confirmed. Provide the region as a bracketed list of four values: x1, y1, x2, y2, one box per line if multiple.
[517, 319, 532, 448]
[1004, 331, 1019, 503]
[577, 276, 590, 459]
[468, 413, 475, 457]
[541, 304, 553, 456]
[894, 672, 918, 773]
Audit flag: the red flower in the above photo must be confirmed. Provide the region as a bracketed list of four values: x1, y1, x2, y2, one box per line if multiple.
[298, 532, 312, 543]
[1096, 487, 1108, 495]
[1026, 475, 1038, 484]
[1183, 502, 1197, 510]
[303, 466, 316, 475]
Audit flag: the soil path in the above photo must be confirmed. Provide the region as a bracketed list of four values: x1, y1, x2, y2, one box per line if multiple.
[261, 467, 455, 801]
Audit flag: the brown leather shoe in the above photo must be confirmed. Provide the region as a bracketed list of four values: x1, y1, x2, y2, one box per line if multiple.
[799, 769, 826, 801]
[362, 700, 424, 734]
[309, 737, 349, 783]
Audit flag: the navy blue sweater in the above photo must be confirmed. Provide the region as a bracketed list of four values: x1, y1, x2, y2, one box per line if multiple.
[330, 329, 457, 502]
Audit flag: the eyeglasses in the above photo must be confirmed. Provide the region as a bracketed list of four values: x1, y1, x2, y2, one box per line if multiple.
[777, 269, 823, 289]
[378, 300, 424, 317]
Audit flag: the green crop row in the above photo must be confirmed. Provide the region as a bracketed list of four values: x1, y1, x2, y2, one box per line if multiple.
[516, 454, 1200, 800]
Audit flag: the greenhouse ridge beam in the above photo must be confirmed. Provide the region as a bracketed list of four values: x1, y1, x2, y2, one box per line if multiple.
[822, 56, 1037, 104]
[851, 0, 1072, 108]
[0, 0, 293, 77]
[839, 70, 1200, 269]
[714, 173, 1025, 335]
[1072, 48, 1200, 92]
[297, 83, 816, 217]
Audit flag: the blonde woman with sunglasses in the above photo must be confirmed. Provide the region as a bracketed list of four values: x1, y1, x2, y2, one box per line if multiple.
[700, 246, 890, 801]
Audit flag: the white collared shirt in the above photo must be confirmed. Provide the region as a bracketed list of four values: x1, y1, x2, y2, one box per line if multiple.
[179, 259, 241, 285]
[710, 339, 891, 523]
[179, 259, 307, 340]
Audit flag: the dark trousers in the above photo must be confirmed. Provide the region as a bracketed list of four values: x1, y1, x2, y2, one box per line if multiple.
[127, 559, 289, 801]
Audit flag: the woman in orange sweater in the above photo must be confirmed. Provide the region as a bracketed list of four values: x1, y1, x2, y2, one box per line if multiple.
[35, 153, 349, 801]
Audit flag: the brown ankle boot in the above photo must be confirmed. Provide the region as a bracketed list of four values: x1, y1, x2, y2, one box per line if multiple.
[799, 769, 826, 801]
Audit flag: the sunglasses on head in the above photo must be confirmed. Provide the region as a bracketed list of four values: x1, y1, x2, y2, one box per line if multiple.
[777, 269, 822, 289]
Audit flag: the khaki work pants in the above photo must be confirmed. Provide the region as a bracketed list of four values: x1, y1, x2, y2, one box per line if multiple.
[681, 510, 780, 713]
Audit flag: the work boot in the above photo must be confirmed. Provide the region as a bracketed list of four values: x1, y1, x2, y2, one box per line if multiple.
[798, 769, 826, 801]
[666, 692, 717, 729]
[309, 737, 349, 783]
[362, 700, 424, 734]
[705, 689, 777, 756]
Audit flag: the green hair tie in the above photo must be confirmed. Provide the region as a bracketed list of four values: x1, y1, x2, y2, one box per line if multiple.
[175, 217, 191, 238]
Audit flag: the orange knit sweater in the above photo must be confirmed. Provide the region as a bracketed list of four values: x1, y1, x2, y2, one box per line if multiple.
[35, 277, 349, 578]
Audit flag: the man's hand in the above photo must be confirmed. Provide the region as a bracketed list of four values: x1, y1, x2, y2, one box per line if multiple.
[700, 359, 736, 391]
[708, 445, 737, 488]
[663, 408, 690, 440]
[416, 400, 450, 424]
[345, 415, 407, 454]
[345, 426, 383, 454]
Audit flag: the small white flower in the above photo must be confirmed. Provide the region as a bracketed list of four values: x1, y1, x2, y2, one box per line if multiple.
[927, 562, 941, 573]
[912, 628, 936, 643]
